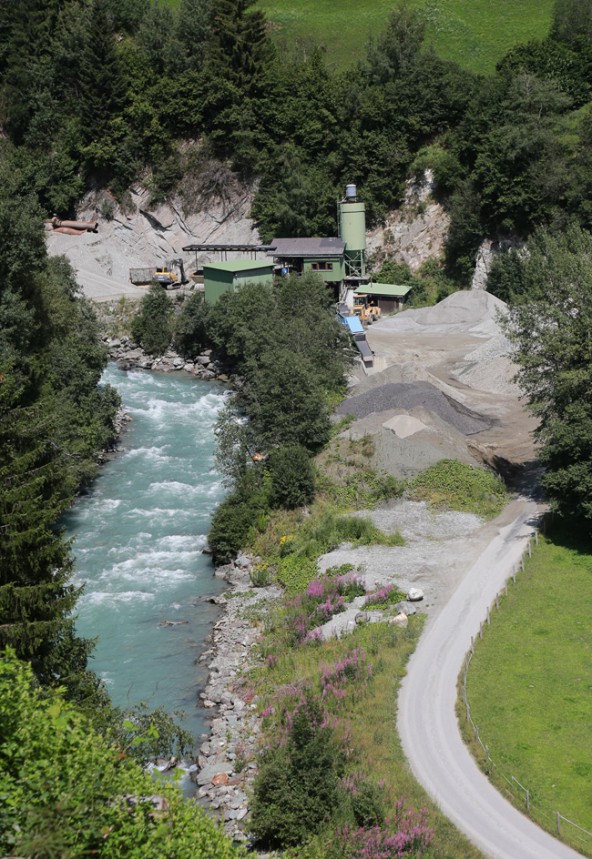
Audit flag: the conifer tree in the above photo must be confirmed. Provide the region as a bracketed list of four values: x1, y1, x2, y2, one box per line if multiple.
[0, 364, 96, 699]
[0, 155, 113, 703]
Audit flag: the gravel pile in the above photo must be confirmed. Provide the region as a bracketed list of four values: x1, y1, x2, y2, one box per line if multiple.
[336, 381, 491, 435]
[452, 334, 521, 396]
[377, 290, 508, 335]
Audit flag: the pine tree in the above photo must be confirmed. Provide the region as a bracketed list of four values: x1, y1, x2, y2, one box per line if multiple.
[208, 0, 271, 95]
[79, 0, 125, 146]
[0, 365, 95, 698]
[0, 156, 112, 703]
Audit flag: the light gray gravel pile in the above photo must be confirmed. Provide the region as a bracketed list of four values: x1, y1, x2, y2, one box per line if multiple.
[376, 290, 508, 335]
[452, 334, 521, 396]
[336, 381, 491, 435]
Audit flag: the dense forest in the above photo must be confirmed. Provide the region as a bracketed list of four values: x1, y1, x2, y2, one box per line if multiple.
[2, 0, 592, 855]
[2, 0, 592, 278]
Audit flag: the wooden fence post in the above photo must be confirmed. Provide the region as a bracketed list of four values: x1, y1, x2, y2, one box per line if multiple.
[556, 812, 561, 835]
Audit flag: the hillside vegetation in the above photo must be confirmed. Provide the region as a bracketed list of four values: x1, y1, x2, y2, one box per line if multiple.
[465, 525, 592, 854]
[257, 0, 555, 74]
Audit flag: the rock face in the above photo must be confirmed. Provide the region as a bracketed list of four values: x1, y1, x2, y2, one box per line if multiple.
[470, 236, 523, 290]
[366, 172, 450, 273]
[46, 182, 259, 296]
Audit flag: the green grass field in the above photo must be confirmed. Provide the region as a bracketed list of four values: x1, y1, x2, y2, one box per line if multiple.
[465, 527, 592, 855]
[258, 0, 554, 74]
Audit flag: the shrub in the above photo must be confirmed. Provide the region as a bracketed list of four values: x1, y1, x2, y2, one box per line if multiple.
[267, 443, 316, 509]
[0, 652, 243, 859]
[277, 554, 319, 594]
[341, 773, 387, 828]
[250, 563, 273, 587]
[409, 459, 508, 518]
[174, 290, 211, 358]
[250, 694, 345, 848]
[331, 804, 433, 858]
[283, 576, 367, 645]
[275, 512, 403, 595]
[209, 470, 270, 565]
[131, 283, 174, 355]
[363, 584, 406, 609]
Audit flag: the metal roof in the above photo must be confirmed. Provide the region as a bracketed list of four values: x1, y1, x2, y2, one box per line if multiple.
[355, 283, 412, 297]
[269, 237, 345, 258]
[182, 244, 273, 252]
[203, 260, 275, 273]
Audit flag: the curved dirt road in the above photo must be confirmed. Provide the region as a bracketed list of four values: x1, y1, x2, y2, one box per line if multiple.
[398, 500, 582, 859]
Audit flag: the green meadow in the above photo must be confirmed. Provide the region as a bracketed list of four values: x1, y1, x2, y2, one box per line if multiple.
[163, 0, 554, 74]
[465, 526, 592, 855]
[257, 0, 555, 74]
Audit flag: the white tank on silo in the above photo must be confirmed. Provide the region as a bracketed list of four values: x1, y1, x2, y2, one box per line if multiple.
[345, 183, 357, 200]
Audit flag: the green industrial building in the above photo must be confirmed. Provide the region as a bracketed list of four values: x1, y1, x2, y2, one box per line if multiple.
[203, 260, 274, 304]
[186, 186, 412, 311]
[270, 237, 345, 283]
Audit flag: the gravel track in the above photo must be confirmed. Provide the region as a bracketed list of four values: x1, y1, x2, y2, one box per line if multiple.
[398, 501, 582, 859]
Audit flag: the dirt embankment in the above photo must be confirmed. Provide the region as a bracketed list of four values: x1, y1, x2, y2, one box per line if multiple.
[45, 183, 259, 303]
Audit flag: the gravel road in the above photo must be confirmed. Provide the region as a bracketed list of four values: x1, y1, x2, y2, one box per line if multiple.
[70, 266, 146, 302]
[397, 500, 582, 859]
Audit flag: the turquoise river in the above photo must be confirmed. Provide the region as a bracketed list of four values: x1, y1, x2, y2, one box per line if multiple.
[64, 364, 227, 744]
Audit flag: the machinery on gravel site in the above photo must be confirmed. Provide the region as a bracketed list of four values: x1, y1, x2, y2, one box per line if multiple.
[152, 258, 188, 287]
[353, 294, 381, 322]
[129, 258, 189, 288]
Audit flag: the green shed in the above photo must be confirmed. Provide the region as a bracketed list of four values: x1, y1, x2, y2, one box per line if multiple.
[203, 260, 275, 304]
[354, 283, 412, 314]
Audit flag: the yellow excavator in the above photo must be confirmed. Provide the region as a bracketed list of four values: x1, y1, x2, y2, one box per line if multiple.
[153, 258, 188, 287]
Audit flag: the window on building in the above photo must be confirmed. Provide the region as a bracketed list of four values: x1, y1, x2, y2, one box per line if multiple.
[311, 261, 334, 271]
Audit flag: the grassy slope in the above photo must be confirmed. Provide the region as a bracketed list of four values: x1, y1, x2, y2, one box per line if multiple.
[258, 0, 554, 74]
[465, 528, 592, 855]
[161, 0, 554, 73]
[254, 620, 483, 857]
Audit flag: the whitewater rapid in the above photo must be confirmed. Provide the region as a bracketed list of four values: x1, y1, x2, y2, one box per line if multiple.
[65, 365, 227, 740]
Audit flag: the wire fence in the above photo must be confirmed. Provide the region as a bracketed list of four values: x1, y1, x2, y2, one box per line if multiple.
[460, 522, 592, 857]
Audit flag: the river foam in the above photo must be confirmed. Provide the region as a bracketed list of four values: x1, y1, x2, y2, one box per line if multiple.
[65, 364, 227, 740]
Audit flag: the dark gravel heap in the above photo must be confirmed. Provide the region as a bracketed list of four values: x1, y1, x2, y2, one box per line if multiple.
[337, 381, 492, 436]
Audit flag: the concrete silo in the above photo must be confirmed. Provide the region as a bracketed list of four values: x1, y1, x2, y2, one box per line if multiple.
[339, 184, 366, 278]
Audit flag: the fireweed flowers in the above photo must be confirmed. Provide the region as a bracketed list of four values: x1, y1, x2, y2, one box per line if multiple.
[285, 575, 366, 645]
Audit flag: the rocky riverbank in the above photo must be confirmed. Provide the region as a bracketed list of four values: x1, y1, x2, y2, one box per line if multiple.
[104, 335, 230, 382]
[194, 555, 282, 844]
